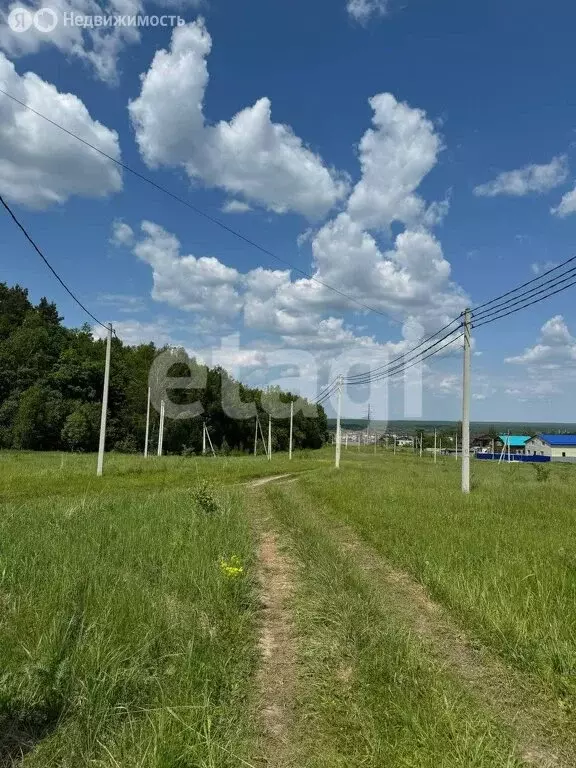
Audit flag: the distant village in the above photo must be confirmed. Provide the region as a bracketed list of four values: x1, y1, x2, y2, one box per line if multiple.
[333, 428, 576, 463]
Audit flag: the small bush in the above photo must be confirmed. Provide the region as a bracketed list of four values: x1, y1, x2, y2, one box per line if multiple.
[193, 481, 220, 515]
[112, 436, 138, 454]
[533, 464, 551, 483]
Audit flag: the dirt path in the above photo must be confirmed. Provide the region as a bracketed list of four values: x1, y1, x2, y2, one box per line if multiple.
[249, 491, 298, 767]
[248, 474, 293, 488]
[329, 523, 576, 768]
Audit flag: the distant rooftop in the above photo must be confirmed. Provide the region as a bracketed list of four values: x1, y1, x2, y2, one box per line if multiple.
[498, 435, 531, 447]
[538, 434, 576, 446]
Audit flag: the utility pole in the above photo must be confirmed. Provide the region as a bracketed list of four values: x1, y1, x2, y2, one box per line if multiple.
[254, 417, 259, 456]
[157, 399, 165, 457]
[289, 401, 293, 460]
[462, 308, 472, 493]
[97, 323, 112, 477]
[144, 386, 151, 458]
[419, 432, 423, 458]
[205, 424, 216, 457]
[345, 434, 349, 450]
[268, 416, 272, 461]
[455, 433, 458, 461]
[335, 375, 343, 469]
[366, 404, 371, 445]
[434, 428, 437, 464]
[202, 420, 207, 455]
[258, 418, 267, 458]
[393, 435, 397, 455]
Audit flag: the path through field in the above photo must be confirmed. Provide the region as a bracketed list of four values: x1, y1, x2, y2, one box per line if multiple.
[3, 449, 576, 767]
[250, 470, 576, 768]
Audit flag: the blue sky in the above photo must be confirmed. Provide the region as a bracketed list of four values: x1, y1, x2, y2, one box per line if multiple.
[2, 0, 576, 422]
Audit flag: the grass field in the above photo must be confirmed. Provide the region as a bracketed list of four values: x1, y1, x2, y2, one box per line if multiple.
[1, 448, 575, 766]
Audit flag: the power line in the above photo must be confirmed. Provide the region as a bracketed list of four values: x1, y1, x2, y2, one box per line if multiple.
[472, 265, 576, 322]
[0, 86, 403, 326]
[351, 332, 464, 385]
[344, 315, 463, 383]
[0, 193, 110, 331]
[472, 276, 576, 329]
[343, 322, 464, 385]
[471, 254, 576, 313]
[316, 380, 339, 405]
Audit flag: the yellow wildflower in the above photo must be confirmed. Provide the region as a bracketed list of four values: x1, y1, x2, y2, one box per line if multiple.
[219, 555, 244, 579]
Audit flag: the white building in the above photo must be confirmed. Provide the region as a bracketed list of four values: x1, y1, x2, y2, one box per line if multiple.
[525, 434, 576, 459]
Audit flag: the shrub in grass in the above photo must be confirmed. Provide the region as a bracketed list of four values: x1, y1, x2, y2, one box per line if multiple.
[192, 481, 220, 515]
[533, 464, 551, 483]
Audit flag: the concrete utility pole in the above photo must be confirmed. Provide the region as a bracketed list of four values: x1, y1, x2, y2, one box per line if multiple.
[419, 432, 423, 458]
[202, 421, 207, 455]
[268, 416, 272, 461]
[393, 435, 397, 455]
[366, 404, 371, 445]
[205, 424, 216, 457]
[157, 399, 165, 457]
[434, 428, 437, 464]
[254, 417, 259, 456]
[455, 433, 458, 461]
[97, 323, 112, 477]
[345, 434, 349, 450]
[289, 401, 293, 460]
[335, 375, 343, 469]
[258, 418, 267, 458]
[144, 386, 151, 458]
[462, 308, 472, 493]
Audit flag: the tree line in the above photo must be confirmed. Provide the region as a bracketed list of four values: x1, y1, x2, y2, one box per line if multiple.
[0, 283, 328, 454]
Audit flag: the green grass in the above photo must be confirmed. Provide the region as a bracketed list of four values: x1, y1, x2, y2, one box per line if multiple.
[0, 449, 324, 502]
[257, 482, 522, 767]
[299, 449, 576, 705]
[0, 458, 261, 766]
[2, 446, 576, 765]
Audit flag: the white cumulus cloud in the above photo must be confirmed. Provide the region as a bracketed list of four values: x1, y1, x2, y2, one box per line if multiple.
[505, 315, 576, 366]
[132, 221, 243, 318]
[552, 186, 576, 218]
[0, 53, 122, 207]
[222, 199, 252, 214]
[474, 155, 568, 197]
[347, 0, 389, 23]
[129, 19, 349, 218]
[0, 0, 142, 85]
[122, 91, 468, 360]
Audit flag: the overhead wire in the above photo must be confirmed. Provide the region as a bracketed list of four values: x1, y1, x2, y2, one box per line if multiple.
[0, 86, 405, 326]
[472, 265, 576, 322]
[4, 90, 576, 373]
[349, 331, 465, 386]
[472, 276, 576, 329]
[471, 254, 576, 313]
[0, 193, 110, 332]
[345, 315, 462, 384]
[343, 322, 464, 386]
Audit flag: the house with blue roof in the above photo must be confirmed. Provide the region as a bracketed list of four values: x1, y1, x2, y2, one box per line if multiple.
[498, 435, 531, 455]
[526, 434, 576, 460]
